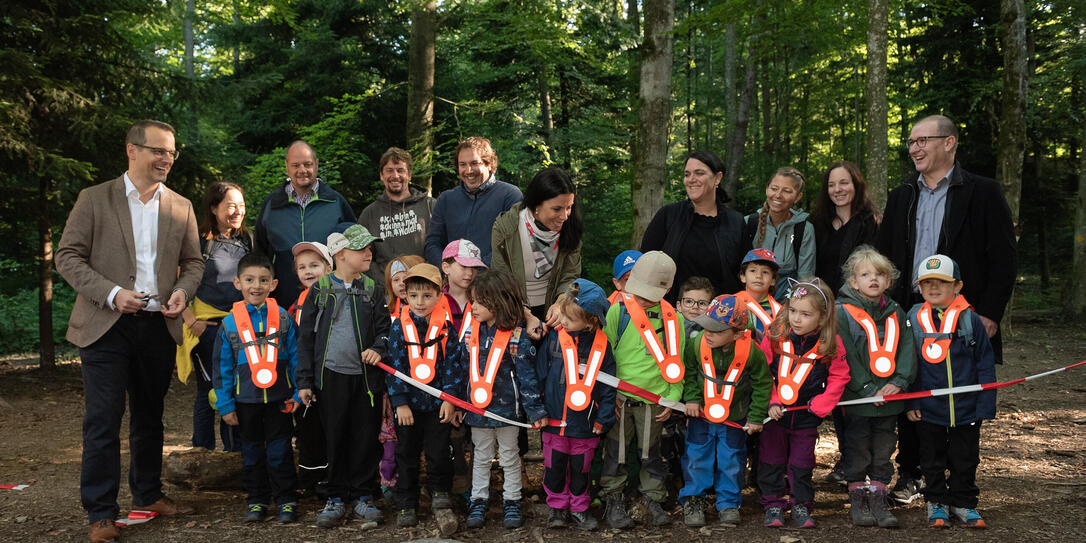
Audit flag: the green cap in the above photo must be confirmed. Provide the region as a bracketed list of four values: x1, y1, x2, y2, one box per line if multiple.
[327, 224, 381, 255]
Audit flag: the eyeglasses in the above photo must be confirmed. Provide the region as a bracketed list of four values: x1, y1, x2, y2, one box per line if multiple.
[905, 135, 950, 150]
[133, 143, 180, 160]
[680, 297, 711, 309]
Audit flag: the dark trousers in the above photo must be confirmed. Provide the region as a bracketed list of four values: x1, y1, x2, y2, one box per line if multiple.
[917, 420, 982, 508]
[79, 314, 175, 523]
[831, 407, 851, 472]
[319, 370, 381, 501]
[758, 423, 819, 510]
[843, 414, 897, 484]
[393, 409, 453, 509]
[236, 401, 297, 505]
[293, 401, 327, 495]
[192, 324, 240, 451]
[896, 412, 923, 480]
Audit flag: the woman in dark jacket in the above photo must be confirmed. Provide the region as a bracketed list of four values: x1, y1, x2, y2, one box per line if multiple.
[810, 161, 879, 293]
[640, 150, 748, 303]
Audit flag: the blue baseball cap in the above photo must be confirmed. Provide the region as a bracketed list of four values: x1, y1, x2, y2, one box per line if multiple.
[569, 278, 609, 325]
[612, 250, 642, 280]
[741, 248, 779, 271]
[693, 295, 748, 332]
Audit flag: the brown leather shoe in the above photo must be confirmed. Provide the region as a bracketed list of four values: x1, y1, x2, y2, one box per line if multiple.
[89, 519, 120, 543]
[135, 496, 194, 516]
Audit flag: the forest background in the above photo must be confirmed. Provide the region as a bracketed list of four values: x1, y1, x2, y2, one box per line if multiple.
[2, 0, 1085, 368]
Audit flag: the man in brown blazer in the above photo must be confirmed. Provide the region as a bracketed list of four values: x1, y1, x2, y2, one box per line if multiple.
[56, 120, 204, 543]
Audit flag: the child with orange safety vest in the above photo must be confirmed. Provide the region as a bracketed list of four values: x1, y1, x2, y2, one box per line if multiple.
[607, 249, 642, 306]
[384, 263, 464, 527]
[534, 279, 617, 531]
[905, 255, 996, 529]
[679, 295, 770, 528]
[735, 248, 782, 339]
[212, 253, 300, 523]
[834, 246, 915, 528]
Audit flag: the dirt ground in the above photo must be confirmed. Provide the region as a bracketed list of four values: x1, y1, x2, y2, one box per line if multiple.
[1, 311, 1084, 543]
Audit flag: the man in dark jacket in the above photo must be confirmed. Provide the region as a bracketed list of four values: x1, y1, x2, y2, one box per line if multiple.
[254, 140, 356, 303]
[357, 147, 435, 282]
[875, 114, 1016, 504]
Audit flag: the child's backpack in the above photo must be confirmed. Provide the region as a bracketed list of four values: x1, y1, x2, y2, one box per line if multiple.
[310, 273, 378, 328]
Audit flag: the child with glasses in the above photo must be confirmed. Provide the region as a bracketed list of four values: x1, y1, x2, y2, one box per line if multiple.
[677, 276, 715, 340]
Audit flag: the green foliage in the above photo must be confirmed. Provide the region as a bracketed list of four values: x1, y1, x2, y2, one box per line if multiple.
[0, 281, 75, 354]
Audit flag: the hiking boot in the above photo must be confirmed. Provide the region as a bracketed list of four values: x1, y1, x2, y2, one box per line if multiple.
[245, 503, 268, 522]
[869, 488, 899, 528]
[570, 510, 598, 530]
[352, 497, 382, 523]
[890, 477, 921, 504]
[316, 498, 346, 528]
[466, 498, 487, 528]
[848, 486, 875, 527]
[277, 502, 298, 523]
[603, 494, 634, 529]
[643, 497, 671, 526]
[926, 502, 950, 528]
[718, 507, 740, 526]
[397, 508, 418, 527]
[683, 496, 706, 527]
[791, 503, 815, 528]
[763, 506, 784, 527]
[431, 491, 453, 510]
[502, 500, 523, 529]
[547, 507, 569, 528]
[88, 519, 119, 543]
[949, 506, 987, 529]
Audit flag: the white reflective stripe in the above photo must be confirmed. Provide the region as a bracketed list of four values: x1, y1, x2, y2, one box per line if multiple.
[564, 346, 579, 383]
[792, 361, 813, 383]
[642, 329, 665, 361]
[404, 320, 421, 359]
[425, 323, 442, 359]
[746, 301, 773, 328]
[856, 316, 879, 352]
[240, 329, 260, 369]
[885, 314, 898, 349]
[265, 326, 278, 362]
[918, 307, 935, 333]
[943, 308, 959, 334]
[665, 319, 678, 355]
[469, 345, 481, 382]
[459, 310, 473, 341]
[584, 350, 603, 387]
[483, 346, 502, 384]
[726, 368, 740, 382]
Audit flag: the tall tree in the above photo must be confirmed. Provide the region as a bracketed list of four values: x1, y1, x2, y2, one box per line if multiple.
[407, 0, 437, 192]
[997, 0, 1028, 223]
[1073, 108, 1086, 318]
[631, 0, 675, 245]
[723, 4, 764, 203]
[865, 0, 889, 211]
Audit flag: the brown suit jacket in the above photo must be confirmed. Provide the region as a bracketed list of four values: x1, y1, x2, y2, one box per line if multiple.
[56, 176, 204, 347]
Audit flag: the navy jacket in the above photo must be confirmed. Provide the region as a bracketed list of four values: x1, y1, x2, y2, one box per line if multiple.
[535, 329, 618, 439]
[760, 332, 850, 430]
[459, 322, 546, 428]
[212, 302, 298, 415]
[386, 311, 464, 413]
[906, 305, 997, 427]
[423, 176, 522, 266]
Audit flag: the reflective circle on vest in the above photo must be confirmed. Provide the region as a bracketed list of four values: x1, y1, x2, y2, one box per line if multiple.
[256, 369, 274, 385]
[874, 356, 892, 374]
[926, 343, 943, 360]
[665, 363, 681, 380]
[708, 403, 725, 420]
[570, 390, 587, 408]
[415, 365, 431, 380]
[779, 384, 795, 402]
[473, 388, 488, 404]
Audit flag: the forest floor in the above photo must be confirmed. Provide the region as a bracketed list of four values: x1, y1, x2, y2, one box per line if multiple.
[1, 309, 1084, 543]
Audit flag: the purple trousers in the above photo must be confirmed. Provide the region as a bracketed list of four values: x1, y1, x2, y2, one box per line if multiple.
[758, 422, 819, 510]
[542, 432, 599, 512]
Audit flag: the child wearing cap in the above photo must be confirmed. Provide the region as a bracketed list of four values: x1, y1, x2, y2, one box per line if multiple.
[735, 248, 782, 338]
[296, 224, 391, 528]
[534, 279, 617, 531]
[679, 295, 770, 527]
[384, 255, 426, 322]
[906, 254, 996, 529]
[384, 263, 464, 527]
[441, 239, 488, 337]
[608, 250, 642, 305]
[599, 250, 686, 529]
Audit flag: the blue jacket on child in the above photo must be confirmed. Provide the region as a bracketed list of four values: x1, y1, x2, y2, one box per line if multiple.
[460, 322, 546, 427]
[906, 305, 996, 427]
[535, 328, 618, 439]
[386, 311, 465, 413]
[212, 301, 299, 416]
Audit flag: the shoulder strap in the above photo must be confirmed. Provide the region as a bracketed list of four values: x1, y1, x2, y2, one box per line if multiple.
[201, 237, 217, 262]
[792, 220, 806, 269]
[617, 304, 632, 338]
[225, 331, 242, 357]
[958, 307, 975, 344]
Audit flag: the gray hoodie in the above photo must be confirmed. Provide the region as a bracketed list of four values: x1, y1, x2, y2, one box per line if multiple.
[745, 207, 817, 293]
[358, 184, 436, 281]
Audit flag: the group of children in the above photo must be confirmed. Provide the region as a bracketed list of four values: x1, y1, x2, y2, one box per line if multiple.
[209, 221, 997, 533]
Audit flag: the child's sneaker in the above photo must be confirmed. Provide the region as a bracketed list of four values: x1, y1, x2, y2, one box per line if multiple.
[570, 510, 598, 531]
[547, 507, 568, 528]
[926, 502, 950, 529]
[763, 506, 784, 527]
[277, 502, 298, 523]
[643, 497, 671, 526]
[502, 500, 523, 529]
[316, 498, 346, 528]
[245, 503, 268, 523]
[466, 499, 487, 528]
[352, 497, 382, 523]
[683, 496, 706, 527]
[396, 508, 418, 527]
[791, 504, 815, 528]
[718, 507, 740, 526]
[949, 506, 986, 529]
[891, 477, 922, 504]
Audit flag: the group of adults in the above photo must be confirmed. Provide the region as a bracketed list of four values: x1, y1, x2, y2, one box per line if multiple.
[56, 113, 1014, 542]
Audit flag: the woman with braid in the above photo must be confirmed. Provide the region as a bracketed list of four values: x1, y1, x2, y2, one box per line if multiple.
[745, 167, 817, 296]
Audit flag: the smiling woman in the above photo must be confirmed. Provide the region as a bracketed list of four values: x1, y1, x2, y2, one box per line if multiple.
[810, 161, 879, 293]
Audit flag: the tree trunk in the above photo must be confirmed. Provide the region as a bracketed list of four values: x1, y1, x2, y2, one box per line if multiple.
[723, 5, 764, 204]
[406, 0, 437, 193]
[558, 69, 572, 169]
[1070, 82, 1086, 318]
[997, 0, 1028, 223]
[631, 0, 675, 246]
[38, 176, 54, 369]
[184, 0, 195, 78]
[865, 0, 889, 211]
[538, 65, 554, 148]
[723, 23, 736, 146]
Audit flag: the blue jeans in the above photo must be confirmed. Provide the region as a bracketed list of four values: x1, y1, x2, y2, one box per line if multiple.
[191, 325, 240, 451]
[679, 417, 747, 510]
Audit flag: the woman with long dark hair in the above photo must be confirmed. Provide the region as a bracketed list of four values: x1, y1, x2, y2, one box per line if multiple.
[810, 160, 879, 293]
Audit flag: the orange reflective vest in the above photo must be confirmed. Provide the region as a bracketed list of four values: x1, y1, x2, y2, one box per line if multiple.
[620, 293, 684, 383]
[775, 338, 821, 405]
[735, 291, 780, 330]
[294, 289, 310, 325]
[558, 328, 608, 411]
[467, 321, 513, 408]
[231, 299, 281, 389]
[841, 304, 901, 378]
[399, 304, 450, 384]
[699, 330, 753, 422]
[915, 295, 972, 363]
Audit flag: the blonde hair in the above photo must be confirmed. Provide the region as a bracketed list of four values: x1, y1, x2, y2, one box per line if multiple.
[841, 245, 900, 288]
[768, 276, 837, 359]
[554, 283, 602, 331]
[756, 166, 806, 247]
[383, 255, 425, 302]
